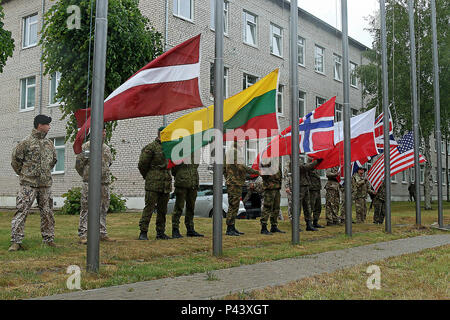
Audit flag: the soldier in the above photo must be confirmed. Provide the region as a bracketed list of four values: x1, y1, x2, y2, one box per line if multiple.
[352, 167, 375, 223]
[224, 140, 259, 236]
[373, 181, 385, 224]
[9, 115, 57, 251]
[283, 158, 293, 220]
[171, 151, 203, 238]
[260, 157, 285, 235]
[308, 165, 324, 228]
[325, 166, 341, 226]
[408, 182, 416, 202]
[138, 127, 172, 240]
[75, 128, 114, 244]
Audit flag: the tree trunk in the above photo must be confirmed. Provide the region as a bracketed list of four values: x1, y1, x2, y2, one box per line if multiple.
[423, 137, 433, 210]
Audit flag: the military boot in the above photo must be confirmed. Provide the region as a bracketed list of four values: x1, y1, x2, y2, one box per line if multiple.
[270, 225, 286, 233]
[156, 232, 171, 240]
[306, 221, 318, 231]
[313, 219, 325, 228]
[186, 228, 204, 237]
[233, 225, 244, 235]
[260, 224, 272, 235]
[8, 243, 24, 252]
[226, 225, 240, 236]
[172, 228, 183, 239]
[138, 231, 149, 240]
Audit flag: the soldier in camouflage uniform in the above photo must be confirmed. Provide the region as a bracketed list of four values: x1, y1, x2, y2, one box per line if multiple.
[9, 115, 57, 251]
[224, 140, 259, 236]
[171, 151, 203, 238]
[260, 157, 285, 234]
[138, 127, 172, 240]
[352, 167, 375, 223]
[308, 165, 324, 228]
[75, 128, 114, 244]
[283, 159, 293, 220]
[325, 166, 341, 225]
[373, 181, 385, 224]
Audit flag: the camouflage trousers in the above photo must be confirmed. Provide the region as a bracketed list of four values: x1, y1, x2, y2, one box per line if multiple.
[261, 189, 280, 227]
[355, 198, 367, 223]
[298, 187, 312, 222]
[286, 191, 292, 220]
[11, 185, 54, 244]
[139, 190, 170, 234]
[373, 199, 385, 224]
[339, 194, 346, 222]
[78, 182, 110, 238]
[172, 187, 197, 230]
[325, 188, 340, 224]
[226, 185, 241, 226]
[309, 189, 322, 221]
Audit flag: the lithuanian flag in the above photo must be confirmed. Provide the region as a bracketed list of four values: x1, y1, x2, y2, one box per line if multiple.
[161, 69, 280, 161]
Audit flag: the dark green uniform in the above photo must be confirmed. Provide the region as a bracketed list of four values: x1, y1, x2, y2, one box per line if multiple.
[138, 138, 172, 235]
[298, 159, 319, 223]
[308, 168, 322, 222]
[373, 181, 386, 224]
[260, 160, 282, 229]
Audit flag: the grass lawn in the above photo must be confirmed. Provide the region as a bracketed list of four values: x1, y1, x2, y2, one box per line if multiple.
[0, 201, 449, 300]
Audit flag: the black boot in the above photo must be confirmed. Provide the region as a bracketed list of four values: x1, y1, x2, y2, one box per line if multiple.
[172, 228, 183, 239]
[313, 219, 325, 228]
[226, 225, 240, 236]
[156, 232, 171, 240]
[138, 231, 148, 240]
[233, 225, 244, 235]
[187, 228, 204, 237]
[306, 221, 318, 231]
[270, 225, 286, 233]
[260, 224, 272, 235]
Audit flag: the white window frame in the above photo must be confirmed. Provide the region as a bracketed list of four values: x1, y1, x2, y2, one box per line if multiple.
[410, 168, 415, 183]
[277, 84, 284, 116]
[245, 140, 258, 166]
[23, 14, 38, 49]
[243, 72, 258, 89]
[402, 170, 407, 183]
[20, 76, 36, 111]
[51, 137, 65, 174]
[316, 96, 326, 108]
[270, 23, 283, 58]
[350, 62, 358, 88]
[392, 173, 397, 183]
[210, 62, 229, 100]
[210, 0, 229, 35]
[173, 0, 194, 22]
[49, 71, 62, 107]
[333, 54, 342, 81]
[335, 103, 343, 122]
[314, 45, 325, 74]
[298, 90, 305, 118]
[243, 11, 257, 47]
[297, 36, 305, 67]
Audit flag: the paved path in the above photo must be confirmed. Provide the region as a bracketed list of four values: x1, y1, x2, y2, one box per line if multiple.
[38, 234, 449, 300]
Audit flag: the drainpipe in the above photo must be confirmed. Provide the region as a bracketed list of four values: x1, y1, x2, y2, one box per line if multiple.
[39, 0, 45, 114]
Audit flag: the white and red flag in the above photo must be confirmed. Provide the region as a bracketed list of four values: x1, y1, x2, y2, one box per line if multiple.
[73, 34, 202, 154]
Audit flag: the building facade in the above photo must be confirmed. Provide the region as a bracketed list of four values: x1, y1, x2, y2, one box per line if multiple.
[0, 0, 448, 208]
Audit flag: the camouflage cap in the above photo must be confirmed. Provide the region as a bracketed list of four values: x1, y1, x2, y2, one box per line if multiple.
[34, 114, 52, 128]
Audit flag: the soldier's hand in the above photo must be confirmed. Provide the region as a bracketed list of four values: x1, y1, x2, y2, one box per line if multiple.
[286, 188, 291, 194]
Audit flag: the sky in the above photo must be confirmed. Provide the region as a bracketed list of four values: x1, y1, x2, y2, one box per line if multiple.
[299, 0, 379, 48]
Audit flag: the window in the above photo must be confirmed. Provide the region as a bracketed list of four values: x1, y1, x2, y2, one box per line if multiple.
[243, 11, 257, 46]
[333, 54, 342, 81]
[314, 45, 325, 73]
[420, 166, 424, 184]
[49, 72, 61, 106]
[410, 168, 415, 183]
[350, 62, 358, 87]
[297, 36, 305, 66]
[335, 103, 343, 122]
[351, 108, 358, 116]
[402, 170, 407, 183]
[316, 96, 326, 108]
[441, 140, 445, 154]
[277, 85, 284, 115]
[23, 14, 38, 48]
[51, 137, 65, 174]
[20, 76, 36, 111]
[210, 0, 229, 35]
[298, 91, 305, 118]
[173, 0, 193, 21]
[392, 173, 397, 183]
[245, 140, 257, 166]
[270, 23, 283, 57]
[243, 73, 258, 89]
[210, 63, 229, 99]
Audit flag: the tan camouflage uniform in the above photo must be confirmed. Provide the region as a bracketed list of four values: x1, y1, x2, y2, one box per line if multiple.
[325, 166, 341, 225]
[260, 158, 282, 228]
[352, 172, 375, 223]
[75, 141, 113, 238]
[10, 129, 57, 244]
[283, 160, 292, 220]
[308, 168, 322, 222]
[373, 181, 386, 224]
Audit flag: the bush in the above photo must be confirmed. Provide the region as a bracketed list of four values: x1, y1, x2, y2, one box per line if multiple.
[61, 186, 127, 215]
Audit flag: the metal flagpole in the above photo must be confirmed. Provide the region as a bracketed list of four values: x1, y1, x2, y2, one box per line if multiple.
[213, 0, 224, 256]
[407, 0, 421, 226]
[380, 0, 391, 233]
[430, 0, 443, 227]
[341, 0, 352, 236]
[87, 0, 108, 273]
[163, 0, 169, 127]
[290, 0, 300, 244]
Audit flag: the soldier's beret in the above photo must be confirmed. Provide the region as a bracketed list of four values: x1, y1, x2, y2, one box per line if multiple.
[358, 167, 367, 171]
[34, 114, 52, 128]
[158, 126, 166, 132]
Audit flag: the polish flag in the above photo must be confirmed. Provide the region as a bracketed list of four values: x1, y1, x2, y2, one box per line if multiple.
[73, 34, 203, 154]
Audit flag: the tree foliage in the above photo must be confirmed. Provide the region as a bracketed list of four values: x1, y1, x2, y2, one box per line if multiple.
[40, 0, 164, 144]
[0, 4, 15, 73]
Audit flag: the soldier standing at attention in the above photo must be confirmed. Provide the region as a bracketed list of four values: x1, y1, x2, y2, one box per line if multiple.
[260, 157, 285, 235]
[352, 167, 375, 223]
[171, 152, 204, 238]
[138, 127, 172, 240]
[283, 157, 293, 220]
[75, 127, 114, 244]
[9, 115, 57, 251]
[325, 166, 341, 226]
[224, 140, 259, 236]
[373, 181, 385, 224]
[308, 165, 325, 228]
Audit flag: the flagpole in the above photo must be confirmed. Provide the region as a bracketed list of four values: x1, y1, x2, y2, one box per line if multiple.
[163, 0, 169, 127]
[430, 0, 443, 227]
[213, 0, 224, 256]
[407, 0, 421, 226]
[380, 0, 391, 233]
[290, 0, 300, 244]
[87, 0, 108, 273]
[341, 0, 352, 236]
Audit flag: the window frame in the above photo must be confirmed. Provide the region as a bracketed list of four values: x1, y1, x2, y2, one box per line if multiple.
[20, 76, 36, 112]
[51, 137, 66, 174]
[298, 90, 306, 118]
[243, 10, 258, 47]
[314, 45, 325, 74]
[48, 71, 62, 107]
[315, 96, 326, 108]
[22, 14, 38, 49]
[335, 102, 343, 122]
[350, 61, 358, 88]
[209, 62, 229, 100]
[270, 23, 283, 58]
[297, 36, 305, 67]
[245, 140, 258, 166]
[210, 0, 229, 35]
[277, 84, 284, 116]
[173, 0, 194, 22]
[333, 53, 342, 81]
[243, 72, 258, 90]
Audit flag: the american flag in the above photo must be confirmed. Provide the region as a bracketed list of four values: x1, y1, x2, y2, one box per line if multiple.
[367, 131, 426, 191]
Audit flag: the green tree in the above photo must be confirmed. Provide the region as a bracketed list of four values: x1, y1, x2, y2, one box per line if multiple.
[358, 0, 450, 209]
[40, 0, 164, 144]
[0, 4, 15, 73]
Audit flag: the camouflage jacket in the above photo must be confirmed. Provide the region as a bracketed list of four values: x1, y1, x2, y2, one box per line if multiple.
[224, 147, 259, 188]
[138, 138, 172, 193]
[352, 173, 374, 199]
[374, 182, 386, 202]
[284, 158, 320, 188]
[308, 169, 322, 191]
[261, 167, 282, 190]
[11, 129, 57, 187]
[325, 166, 340, 191]
[171, 160, 199, 189]
[75, 141, 113, 184]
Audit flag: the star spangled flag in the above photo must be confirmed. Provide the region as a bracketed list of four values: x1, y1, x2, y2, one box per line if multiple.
[374, 111, 397, 152]
[367, 131, 426, 191]
[73, 34, 203, 154]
